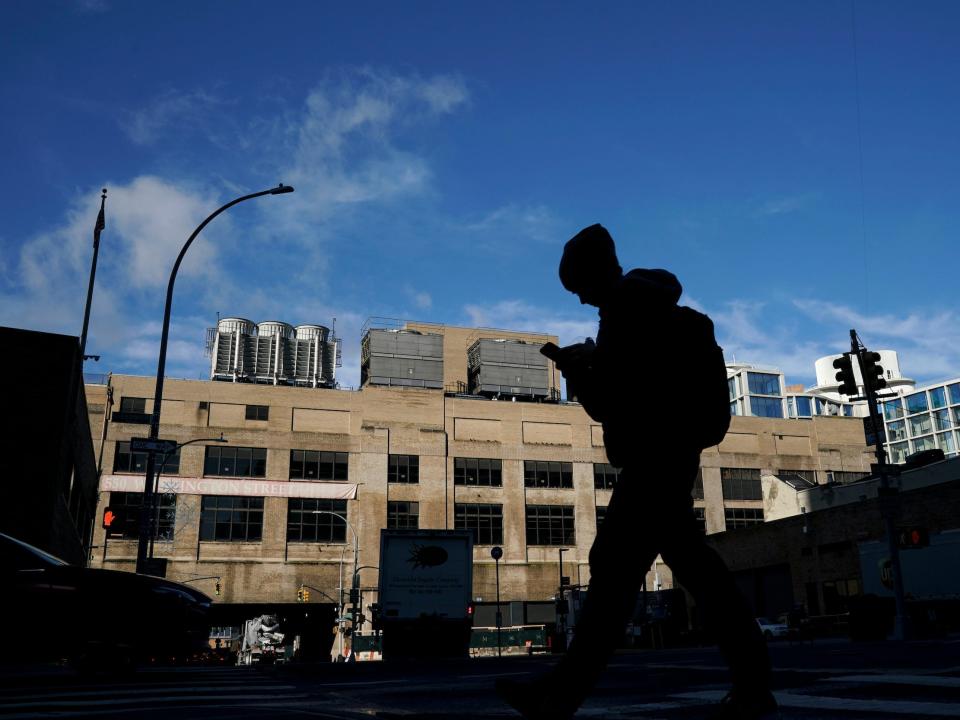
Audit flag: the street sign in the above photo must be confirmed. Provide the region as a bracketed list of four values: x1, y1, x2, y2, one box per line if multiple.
[141, 558, 168, 578]
[490, 546, 503, 560]
[560, 576, 571, 586]
[130, 437, 178, 454]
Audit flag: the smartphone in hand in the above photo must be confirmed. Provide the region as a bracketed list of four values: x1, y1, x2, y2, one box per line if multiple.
[540, 342, 562, 361]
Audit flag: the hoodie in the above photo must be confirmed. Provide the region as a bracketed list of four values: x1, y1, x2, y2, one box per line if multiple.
[574, 268, 688, 467]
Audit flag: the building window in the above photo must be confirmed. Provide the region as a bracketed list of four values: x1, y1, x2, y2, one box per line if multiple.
[388, 454, 419, 484]
[948, 383, 960, 405]
[454, 457, 502, 487]
[199, 496, 264, 541]
[720, 468, 762, 501]
[883, 399, 904, 420]
[937, 432, 956, 455]
[113, 441, 181, 475]
[750, 396, 783, 418]
[913, 436, 936, 453]
[727, 377, 736, 401]
[595, 506, 607, 528]
[887, 420, 907, 441]
[908, 414, 933, 437]
[723, 507, 764, 529]
[747, 372, 781, 396]
[729, 400, 740, 416]
[387, 501, 419, 530]
[106, 491, 176, 540]
[794, 396, 812, 417]
[905, 392, 928, 415]
[204, 446, 267, 477]
[119, 396, 147, 414]
[929, 387, 947, 410]
[828, 471, 869, 484]
[290, 450, 348, 481]
[526, 505, 575, 546]
[593, 463, 620, 490]
[889, 441, 909, 464]
[245, 404, 269, 421]
[524, 460, 573, 488]
[779, 469, 815, 485]
[933, 410, 951, 432]
[287, 498, 347, 542]
[694, 506, 706, 534]
[455, 503, 503, 545]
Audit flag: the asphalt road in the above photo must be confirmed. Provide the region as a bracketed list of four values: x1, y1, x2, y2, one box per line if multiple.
[3, 636, 959, 719]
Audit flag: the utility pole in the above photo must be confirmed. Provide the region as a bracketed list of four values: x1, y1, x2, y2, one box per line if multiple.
[847, 329, 909, 640]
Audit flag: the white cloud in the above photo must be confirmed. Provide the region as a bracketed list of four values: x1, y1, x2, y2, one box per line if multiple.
[461, 204, 562, 245]
[793, 299, 960, 380]
[122, 90, 224, 146]
[462, 299, 597, 346]
[281, 69, 469, 221]
[751, 193, 815, 219]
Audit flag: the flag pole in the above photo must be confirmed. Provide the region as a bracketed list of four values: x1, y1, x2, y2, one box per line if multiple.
[79, 188, 107, 362]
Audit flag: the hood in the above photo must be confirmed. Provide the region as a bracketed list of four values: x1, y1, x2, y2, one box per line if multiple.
[615, 268, 682, 307]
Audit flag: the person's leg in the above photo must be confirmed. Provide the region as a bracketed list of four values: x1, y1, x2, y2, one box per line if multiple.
[556, 470, 660, 685]
[497, 467, 659, 719]
[658, 502, 775, 709]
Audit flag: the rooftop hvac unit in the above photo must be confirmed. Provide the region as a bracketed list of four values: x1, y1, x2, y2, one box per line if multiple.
[291, 324, 329, 388]
[360, 328, 444, 389]
[467, 338, 550, 399]
[210, 317, 256, 382]
[210, 318, 337, 388]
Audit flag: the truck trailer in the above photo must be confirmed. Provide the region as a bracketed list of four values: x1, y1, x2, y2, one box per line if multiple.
[377, 529, 474, 660]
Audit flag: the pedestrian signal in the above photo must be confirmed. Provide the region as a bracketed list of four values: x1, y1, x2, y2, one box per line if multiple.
[897, 527, 929, 549]
[303, 588, 310, 602]
[215, 580, 221, 596]
[102, 508, 116, 529]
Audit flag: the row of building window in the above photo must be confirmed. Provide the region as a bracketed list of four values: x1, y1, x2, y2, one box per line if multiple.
[108, 492, 765, 548]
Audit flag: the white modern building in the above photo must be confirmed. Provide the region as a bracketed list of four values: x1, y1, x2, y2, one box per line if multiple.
[727, 352, 959, 464]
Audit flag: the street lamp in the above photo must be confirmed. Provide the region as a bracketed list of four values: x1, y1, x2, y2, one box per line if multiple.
[311, 510, 359, 660]
[136, 184, 294, 574]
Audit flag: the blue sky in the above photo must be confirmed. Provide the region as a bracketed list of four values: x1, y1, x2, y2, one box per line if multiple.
[2, 0, 958, 389]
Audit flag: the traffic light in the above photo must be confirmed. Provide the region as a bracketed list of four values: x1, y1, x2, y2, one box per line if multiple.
[215, 580, 221, 596]
[860, 351, 887, 393]
[349, 588, 360, 604]
[898, 527, 929, 549]
[466, 603, 475, 619]
[297, 586, 304, 603]
[369, 603, 383, 631]
[102, 508, 116, 529]
[833, 353, 857, 396]
[302, 588, 310, 602]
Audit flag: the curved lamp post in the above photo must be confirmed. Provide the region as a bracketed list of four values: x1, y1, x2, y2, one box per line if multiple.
[311, 509, 359, 660]
[136, 184, 294, 574]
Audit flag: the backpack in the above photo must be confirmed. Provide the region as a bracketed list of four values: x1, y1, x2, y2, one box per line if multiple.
[675, 306, 731, 449]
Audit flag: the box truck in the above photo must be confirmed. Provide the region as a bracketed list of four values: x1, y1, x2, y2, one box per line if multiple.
[378, 529, 474, 660]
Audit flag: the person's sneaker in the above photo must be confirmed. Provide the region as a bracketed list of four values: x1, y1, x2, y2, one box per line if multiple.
[708, 689, 781, 720]
[494, 675, 581, 720]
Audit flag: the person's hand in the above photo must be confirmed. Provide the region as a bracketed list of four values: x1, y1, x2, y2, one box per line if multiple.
[555, 338, 595, 374]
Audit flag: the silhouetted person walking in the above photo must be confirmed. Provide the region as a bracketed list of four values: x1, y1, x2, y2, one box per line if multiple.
[497, 224, 778, 720]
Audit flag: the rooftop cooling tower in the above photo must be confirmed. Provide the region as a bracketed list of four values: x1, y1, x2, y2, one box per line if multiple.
[467, 338, 549, 399]
[360, 328, 443, 389]
[211, 317, 256, 382]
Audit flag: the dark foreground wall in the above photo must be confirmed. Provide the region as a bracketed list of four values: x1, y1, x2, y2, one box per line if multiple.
[0, 326, 98, 564]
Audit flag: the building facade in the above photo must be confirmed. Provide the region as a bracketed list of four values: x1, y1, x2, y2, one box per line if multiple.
[86, 323, 877, 633]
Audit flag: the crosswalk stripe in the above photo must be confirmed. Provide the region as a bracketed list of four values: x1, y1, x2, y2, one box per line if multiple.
[1, 684, 296, 702]
[673, 690, 960, 717]
[0, 693, 309, 711]
[826, 674, 960, 688]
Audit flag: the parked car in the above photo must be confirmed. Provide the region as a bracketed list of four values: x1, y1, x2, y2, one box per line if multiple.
[756, 617, 790, 639]
[1, 533, 211, 669]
